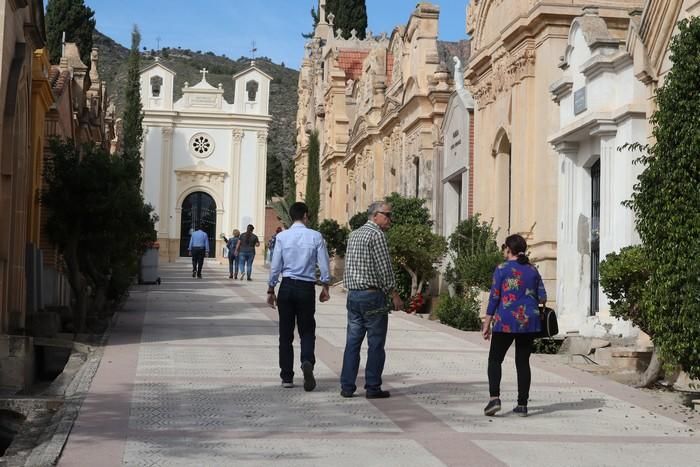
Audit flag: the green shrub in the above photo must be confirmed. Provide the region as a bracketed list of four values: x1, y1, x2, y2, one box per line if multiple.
[348, 211, 367, 230]
[625, 18, 700, 378]
[434, 289, 481, 331]
[445, 215, 502, 293]
[599, 245, 652, 336]
[318, 219, 349, 258]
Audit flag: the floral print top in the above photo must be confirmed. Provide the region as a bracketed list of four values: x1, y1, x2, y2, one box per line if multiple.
[486, 260, 547, 333]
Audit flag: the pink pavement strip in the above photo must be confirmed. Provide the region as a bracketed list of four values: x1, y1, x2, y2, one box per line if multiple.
[57, 262, 699, 467]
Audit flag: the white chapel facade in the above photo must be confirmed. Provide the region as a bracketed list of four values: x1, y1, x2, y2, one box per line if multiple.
[139, 60, 272, 261]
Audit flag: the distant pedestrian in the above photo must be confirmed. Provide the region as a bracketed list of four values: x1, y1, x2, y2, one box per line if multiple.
[235, 224, 260, 281]
[188, 223, 209, 279]
[268, 226, 283, 262]
[267, 202, 330, 391]
[340, 201, 403, 399]
[223, 229, 241, 279]
[482, 234, 547, 417]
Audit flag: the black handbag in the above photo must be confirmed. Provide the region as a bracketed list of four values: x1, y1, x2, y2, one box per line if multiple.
[539, 305, 559, 338]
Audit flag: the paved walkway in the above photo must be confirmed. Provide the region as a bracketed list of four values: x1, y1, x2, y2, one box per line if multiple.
[58, 262, 699, 466]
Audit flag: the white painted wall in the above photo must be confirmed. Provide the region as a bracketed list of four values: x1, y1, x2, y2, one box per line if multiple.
[441, 89, 473, 238]
[552, 18, 648, 338]
[140, 62, 271, 259]
[237, 130, 259, 230]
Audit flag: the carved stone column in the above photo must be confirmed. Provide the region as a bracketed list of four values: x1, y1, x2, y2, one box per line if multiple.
[159, 127, 174, 239]
[229, 128, 244, 232]
[256, 129, 269, 246]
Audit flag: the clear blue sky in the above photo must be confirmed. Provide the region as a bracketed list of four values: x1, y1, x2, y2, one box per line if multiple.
[83, 0, 470, 69]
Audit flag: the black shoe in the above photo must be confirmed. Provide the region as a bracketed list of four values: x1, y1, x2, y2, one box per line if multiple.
[229, 275, 233, 279]
[197, 274, 202, 279]
[234, 274, 238, 279]
[301, 361, 316, 392]
[484, 398, 502, 416]
[366, 389, 390, 399]
[281, 381, 294, 389]
[192, 271, 196, 277]
[513, 405, 528, 417]
[340, 389, 354, 398]
[247, 277, 252, 281]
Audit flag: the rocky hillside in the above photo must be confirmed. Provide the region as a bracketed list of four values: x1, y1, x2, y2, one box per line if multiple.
[93, 30, 299, 198]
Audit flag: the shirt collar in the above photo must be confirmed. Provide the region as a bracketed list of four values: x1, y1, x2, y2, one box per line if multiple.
[291, 222, 305, 229]
[366, 220, 381, 231]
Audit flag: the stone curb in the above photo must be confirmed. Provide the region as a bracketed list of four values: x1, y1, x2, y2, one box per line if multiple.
[18, 310, 120, 466]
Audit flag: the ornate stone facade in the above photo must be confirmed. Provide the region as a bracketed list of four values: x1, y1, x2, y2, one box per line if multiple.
[140, 61, 271, 262]
[464, 0, 643, 303]
[294, 2, 455, 222]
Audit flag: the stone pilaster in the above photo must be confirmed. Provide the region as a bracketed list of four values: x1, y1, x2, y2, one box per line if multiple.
[256, 129, 269, 244]
[229, 129, 244, 232]
[158, 127, 173, 237]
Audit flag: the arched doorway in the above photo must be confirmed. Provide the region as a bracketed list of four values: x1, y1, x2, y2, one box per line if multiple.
[493, 131, 512, 239]
[179, 192, 217, 257]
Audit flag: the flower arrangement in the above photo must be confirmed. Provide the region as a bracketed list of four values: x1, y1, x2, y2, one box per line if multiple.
[406, 292, 425, 314]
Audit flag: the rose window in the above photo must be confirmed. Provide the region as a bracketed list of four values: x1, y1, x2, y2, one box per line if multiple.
[189, 133, 215, 158]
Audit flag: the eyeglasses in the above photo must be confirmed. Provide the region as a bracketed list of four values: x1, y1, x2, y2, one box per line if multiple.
[377, 211, 392, 218]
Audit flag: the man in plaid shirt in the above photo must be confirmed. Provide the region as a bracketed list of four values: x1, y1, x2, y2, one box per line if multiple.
[340, 201, 404, 399]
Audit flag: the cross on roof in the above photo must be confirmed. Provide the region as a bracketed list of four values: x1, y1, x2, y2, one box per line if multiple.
[200, 68, 208, 81]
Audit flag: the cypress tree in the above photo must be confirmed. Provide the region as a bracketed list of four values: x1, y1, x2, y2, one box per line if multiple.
[122, 25, 144, 185]
[305, 131, 321, 229]
[285, 158, 297, 206]
[267, 153, 284, 199]
[629, 17, 700, 378]
[327, 0, 367, 39]
[45, 0, 96, 64]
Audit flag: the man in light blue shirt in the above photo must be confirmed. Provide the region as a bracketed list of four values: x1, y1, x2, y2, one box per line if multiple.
[267, 202, 331, 391]
[188, 223, 209, 279]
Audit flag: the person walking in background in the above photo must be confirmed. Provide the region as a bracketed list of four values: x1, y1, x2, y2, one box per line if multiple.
[268, 226, 283, 263]
[340, 201, 404, 399]
[223, 229, 241, 279]
[188, 222, 209, 279]
[235, 224, 260, 281]
[482, 234, 547, 417]
[267, 202, 330, 391]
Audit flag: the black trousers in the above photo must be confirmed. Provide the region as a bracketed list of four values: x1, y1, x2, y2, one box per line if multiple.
[277, 278, 316, 382]
[488, 332, 535, 406]
[191, 247, 205, 275]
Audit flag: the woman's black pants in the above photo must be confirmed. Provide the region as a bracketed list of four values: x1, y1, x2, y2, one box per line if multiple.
[488, 332, 535, 406]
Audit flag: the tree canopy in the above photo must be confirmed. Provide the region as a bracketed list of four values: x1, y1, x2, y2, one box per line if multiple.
[626, 18, 700, 378]
[327, 0, 368, 39]
[305, 130, 321, 229]
[45, 0, 96, 64]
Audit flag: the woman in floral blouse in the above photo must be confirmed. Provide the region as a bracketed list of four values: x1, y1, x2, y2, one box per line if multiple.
[482, 234, 547, 417]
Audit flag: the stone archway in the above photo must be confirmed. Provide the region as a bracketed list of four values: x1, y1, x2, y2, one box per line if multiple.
[179, 192, 217, 258]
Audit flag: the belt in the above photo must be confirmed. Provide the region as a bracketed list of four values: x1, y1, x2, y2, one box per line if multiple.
[350, 287, 381, 292]
[281, 277, 315, 285]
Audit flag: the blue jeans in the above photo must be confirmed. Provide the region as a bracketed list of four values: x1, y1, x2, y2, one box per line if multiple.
[340, 290, 389, 393]
[228, 255, 239, 276]
[238, 251, 255, 278]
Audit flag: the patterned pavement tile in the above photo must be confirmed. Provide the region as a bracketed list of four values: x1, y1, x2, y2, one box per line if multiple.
[129, 381, 401, 433]
[402, 383, 696, 437]
[123, 438, 444, 467]
[382, 350, 568, 384]
[473, 441, 700, 467]
[135, 345, 336, 380]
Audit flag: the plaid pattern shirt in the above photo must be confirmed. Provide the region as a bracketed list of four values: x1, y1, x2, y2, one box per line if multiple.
[343, 221, 396, 294]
